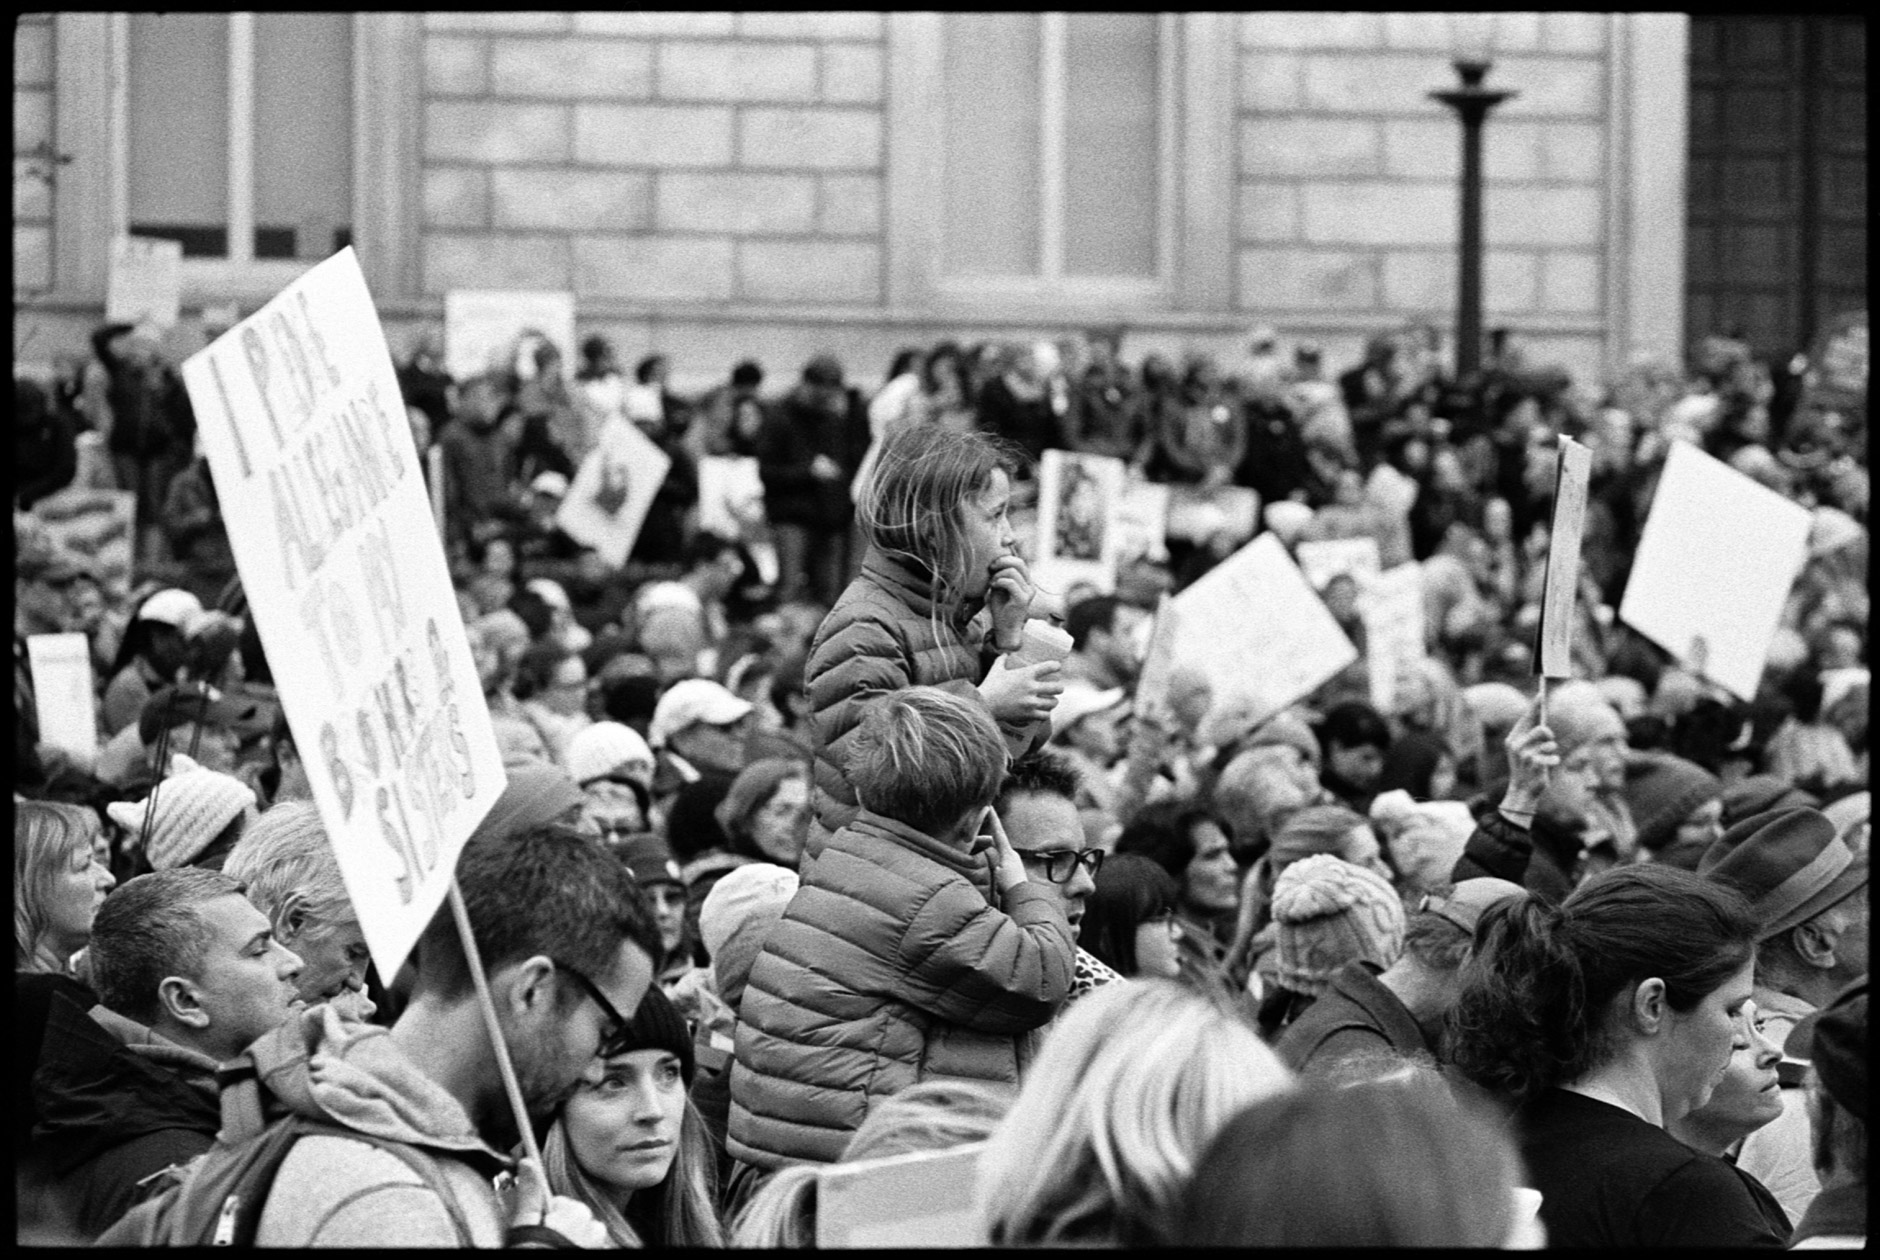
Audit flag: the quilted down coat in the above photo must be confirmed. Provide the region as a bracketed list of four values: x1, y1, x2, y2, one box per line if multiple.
[802, 546, 1003, 863]
[726, 810, 1076, 1169]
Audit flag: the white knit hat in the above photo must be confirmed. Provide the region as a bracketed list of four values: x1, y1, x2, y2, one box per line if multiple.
[107, 754, 257, 870]
[1272, 853, 1406, 996]
[567, 720, 655, 788]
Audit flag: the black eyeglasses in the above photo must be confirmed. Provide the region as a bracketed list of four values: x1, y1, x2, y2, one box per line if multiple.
[1015, 848, 1104, 884]
[552, 959, 631, 1057]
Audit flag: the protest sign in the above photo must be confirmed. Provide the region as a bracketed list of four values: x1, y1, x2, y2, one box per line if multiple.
[106, 235, 183, 331]
[1618, 441, 1812, 702]
[1165, 533, 1357, 729]
[28, 632, 97, 760]
[1296, 537, 1382, 592]
[1035, 449, 1128, 595]
[32, 488, 137, 596]
[697, 455, 766, 541]
[816, 1141, 986, 1248]
[1360, 563, 1425, 715]
[1165, 484, 1260, 545]
[181, 248, 506, 981]
[557, 417, 672, 568]
[1536, 437, 1593, 679]
[443, 289, 576, 383]
[1114, 478, 1170, 567]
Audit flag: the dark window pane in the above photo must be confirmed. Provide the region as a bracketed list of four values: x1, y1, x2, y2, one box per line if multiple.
[130, 223, 228, 258]
[254, 226, 297, 259]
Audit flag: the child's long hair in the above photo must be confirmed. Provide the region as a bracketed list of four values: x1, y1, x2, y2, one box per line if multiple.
[857, 424, 1023, 624]
[544, 1094, 725, 1247]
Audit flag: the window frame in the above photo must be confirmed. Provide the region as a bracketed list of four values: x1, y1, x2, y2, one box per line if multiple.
[931, 11, 1178, 300]
[51, 11, 419, 307]
[887, 11, 1236, 319]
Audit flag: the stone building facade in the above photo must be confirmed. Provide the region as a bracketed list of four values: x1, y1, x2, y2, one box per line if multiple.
[16, 12, 1690, 389]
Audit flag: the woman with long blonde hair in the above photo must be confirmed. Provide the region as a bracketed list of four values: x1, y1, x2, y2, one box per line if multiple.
[543, 985, 724, 1247]
[976, 978, 1294, 1246]
[15, 800, 115, 976]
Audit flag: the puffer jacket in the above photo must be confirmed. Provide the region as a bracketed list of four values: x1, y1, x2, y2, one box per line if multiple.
[727, 810, 1076, 1170]
[802, 547, 1002, 862]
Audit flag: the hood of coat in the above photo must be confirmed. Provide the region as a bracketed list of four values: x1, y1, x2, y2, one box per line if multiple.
[31, 990, 221, 1174]
[245, 1004, 509, 1170]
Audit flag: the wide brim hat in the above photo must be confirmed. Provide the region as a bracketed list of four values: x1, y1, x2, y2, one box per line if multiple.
[1698, 807, 1867, 943]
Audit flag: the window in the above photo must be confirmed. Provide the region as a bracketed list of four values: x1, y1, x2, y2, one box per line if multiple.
[935, 12, 1176, 297]
[127, 12, 354, 264]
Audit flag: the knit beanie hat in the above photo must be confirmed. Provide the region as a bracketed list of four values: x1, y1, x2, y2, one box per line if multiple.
[567, 721, 656, 789]
[701, 862, 799, 1012]
[1242, 708, 1323, 773]
[106, 754, 257, 871]
[1623, 752, 1723, 854]
[1271, 853, 1406, 997]
[606, 982, 695, 1086]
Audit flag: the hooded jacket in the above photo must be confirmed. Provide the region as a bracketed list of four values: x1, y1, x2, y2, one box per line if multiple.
[727, 810, 1075, 1169]
[28, 992, 222, 1241]
[802, 547, 1004, 861]
[247, 1005, 511, 1247]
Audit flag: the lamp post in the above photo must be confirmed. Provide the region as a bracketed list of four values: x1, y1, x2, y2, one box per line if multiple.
[1430, 59, 1516, 383]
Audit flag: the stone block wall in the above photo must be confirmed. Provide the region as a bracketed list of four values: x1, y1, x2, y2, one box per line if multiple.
[1236, 11, 1613, 380]
[14, 14, 57, 295]
[417, 10, 886, 316]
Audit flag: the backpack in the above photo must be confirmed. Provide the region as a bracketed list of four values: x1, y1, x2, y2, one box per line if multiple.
[95, 1055, 475, 1247]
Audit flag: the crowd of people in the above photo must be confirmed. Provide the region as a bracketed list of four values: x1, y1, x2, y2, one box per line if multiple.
[13, 308, 1869, 1247]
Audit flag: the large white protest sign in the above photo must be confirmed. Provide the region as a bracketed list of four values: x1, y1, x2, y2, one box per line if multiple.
[1165, 533, 1358, 729]
[1536, 437, 1593, 678]
[28, 633, 97, 760]
[817, 1141, 986, 1248]
[444, 289, 576, 383]
[106, 235, 183, 331]
[1035, 449, 1128, 595]
[181, 249, 506, 980]
[1360, 562, 1425, 715]
[1618, 441, 1812, 701]
[1296, 537, 1382, 592]
[557, 417, 672, 568]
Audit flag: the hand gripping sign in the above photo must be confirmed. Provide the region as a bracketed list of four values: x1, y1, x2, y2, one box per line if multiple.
[180, 249, 506, 985]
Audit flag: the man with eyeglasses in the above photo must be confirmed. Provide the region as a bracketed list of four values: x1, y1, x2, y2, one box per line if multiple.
[234, 823, 663, 1247]
[997, 751, 1123, 1015]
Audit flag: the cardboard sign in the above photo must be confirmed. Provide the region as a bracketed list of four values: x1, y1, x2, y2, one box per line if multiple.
[1618, 441, 1813, 701]
[1360, 562, 1426, 715]
[1114, 478, 1171, 566]
[106, 235, 183, 331]
[28, 632, 97, 760]
[1296, 537, 1382, 592]
[697, 455, 766, 540]
[443, 289, 576, 383]
[1535, 437, 1593, 678]
[181, 248, 506, 981]
[556, 417, 672, 568]
[1035, 449, 1128, 596]
[816, 1141, 986, 1248]
[1165, 533, 1358, 730]
[30, 488, 138, 597]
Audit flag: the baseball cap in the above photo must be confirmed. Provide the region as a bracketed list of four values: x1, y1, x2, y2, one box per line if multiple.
[137, 588, 204, 628]
[649, 678, 753, 749]
[1416, 878, 1528, 937]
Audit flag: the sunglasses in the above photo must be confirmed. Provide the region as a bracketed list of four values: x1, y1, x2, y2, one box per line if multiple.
[1014, 848, 1104, 885]
[552, 958, 632, 1058]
